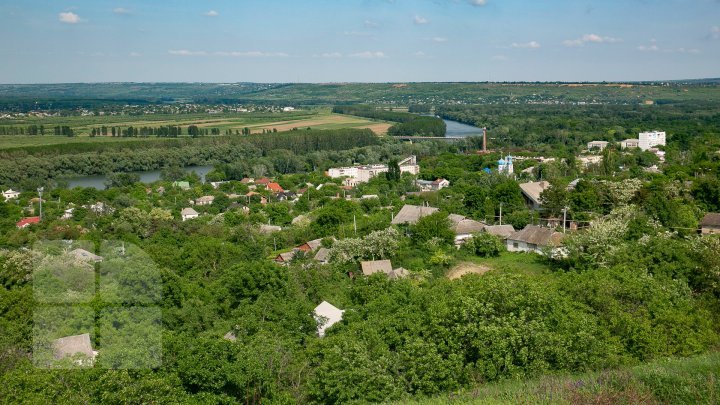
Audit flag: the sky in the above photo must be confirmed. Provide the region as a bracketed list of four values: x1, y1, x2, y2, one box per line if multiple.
[1, 0, 718, 83]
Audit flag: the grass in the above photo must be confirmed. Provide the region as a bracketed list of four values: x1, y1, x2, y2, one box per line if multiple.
[453, 251, 555, 280]
[403, 351, 720, 404]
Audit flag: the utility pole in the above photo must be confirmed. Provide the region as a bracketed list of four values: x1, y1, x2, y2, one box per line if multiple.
[563, 207, 568, 233]
[499, 202, 503, 225]
[353, 214, 357, 236]
[37, 187, 44, 220]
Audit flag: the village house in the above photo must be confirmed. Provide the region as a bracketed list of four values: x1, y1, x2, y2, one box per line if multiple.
[172, 181, 190, 190]
[506, 225, 564, 254]
[275, 250, 298, 264]
[52, 333, 97, 366]
[266, 182, 285, 193]
[391, 204, 439, 225]
[313, 301, 344, 337]
[240, 177, 255, 184]
[416, 178, 450, 192]
[448, 214, 486, 245]
[61, 207, 74, 220]
[578, 155, 603, 168]
[181, 207, 199, 221]
[519, 181, 550, 210]
[360, 260, 409, 279]
[16, 216, 40, 229]
[194, 195, 215, 206]
[483, 224, 516, 239]
[3, 189, 20, 201]
[700, 213, 720, 235]
[259, 224, 282, 234]
[69, 248, 104, 263]
[314, 248, 331, 265]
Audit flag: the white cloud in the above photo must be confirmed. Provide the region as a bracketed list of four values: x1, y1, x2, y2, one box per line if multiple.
[637, 39, 659, 52]
[469, 0, 488, 6]
[215, 51, 288, 57]
[204, 10, 219, 17]
[414, 51, 426, 57]
[170, 49, 290, 57]
[59, 12, 81, 24]
[168, 50, 207, 56]
[318, 52, 343, 58]
[364, 20, 379, 28]
[113, 8, 131, 15]
[349, 51, 386, 59]
[414, 15, 429, 25]
[432, 37, 448, 43]
[563, 33, 621, 47]
[129, 52, 142, 57]
[511, 41, 540, 49]
[711, 26, 720, 40]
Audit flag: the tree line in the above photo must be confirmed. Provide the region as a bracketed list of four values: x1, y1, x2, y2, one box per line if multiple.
[333, 105, 446, 137]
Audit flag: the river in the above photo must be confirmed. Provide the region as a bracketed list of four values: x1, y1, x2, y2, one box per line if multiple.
[64, 165, 214, 190]
[442, 118, 484, 138]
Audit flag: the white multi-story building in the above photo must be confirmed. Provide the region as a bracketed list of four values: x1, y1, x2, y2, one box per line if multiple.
[327, 156, 420, 185]
[639, 131, 666, 151]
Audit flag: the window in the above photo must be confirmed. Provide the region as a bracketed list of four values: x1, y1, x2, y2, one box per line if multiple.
[513, 242, 519, 249]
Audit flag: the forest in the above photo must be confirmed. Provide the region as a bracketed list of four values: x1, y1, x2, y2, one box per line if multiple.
[332, 105, 446, 137]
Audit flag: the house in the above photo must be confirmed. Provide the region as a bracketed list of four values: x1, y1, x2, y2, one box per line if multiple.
[578, 155, 603, 168]
[3, 189, 20, 201]
[256, 177, 272, 186]
[361, 260, 393, 276]
[297, 238, 324, 252]
[209, 181, 228, 189]
[69, 248, 103, 263]
[327, 156, 420, 185]
[156, 186, 166, 195]
[519, 181, 550, 210]
[266, 182, 285, 193]
[275, 250, 298, 264]
[639, 131, 666, 151]
[314, 248, 331, 264]
[313, 301, 344, 337]
[483, 224, 516, 239]
[619, 139, 640, 149]
[587, 141, 609, 151]
[506, 225, 564, 254]
[88, 201, 114, 215]
[16, 216, 40, 229]
[448, 214, 486, 245]
[282, 106, 295, 112]
[172, 181, 190, 190]
[276, 191, 296, 202]
[391, 204, 439, 225]
[195, 196, 215, 206]
[700, 213, 720, 235]
[52, 333, 97, 365]
[181, 207, 199, 221]
[416, 178, 450, 192]
[291, 214, 309, 225]
[387, 267, 410, 280]
[223, 331, 237, 342]
[240, 177, 255, 184]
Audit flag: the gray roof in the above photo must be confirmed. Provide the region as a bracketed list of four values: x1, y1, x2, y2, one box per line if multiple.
[223, 331, 237, 342]
[259, 224, 282, 234]
[519, 181, 550, 206]
[69, 248, 103, 263]
[507, 225, 564, 246]
[391, 204, 439, 225]
[361, 260, 393, 276]
[314, 247, 331, 263]
[701, 213, 720, 227]
[483, 225, 516, 238]
[181, 207, 199, 216]
[389, 267, 410, 280]
[275, 250, 297, 262]
[448, 214, 486, 235]
[52, 333, 95, 360]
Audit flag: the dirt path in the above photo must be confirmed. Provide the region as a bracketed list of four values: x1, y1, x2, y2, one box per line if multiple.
[447, 262, 492, 280]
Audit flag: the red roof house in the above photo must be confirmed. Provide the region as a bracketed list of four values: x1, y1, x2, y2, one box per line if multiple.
[266, 182, 285, 193]
[256, 177, 272, 185]
[17, 216, 40, 229]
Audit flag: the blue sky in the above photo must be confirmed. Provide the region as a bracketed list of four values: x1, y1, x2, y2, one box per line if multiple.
[1, 0, 718, 83]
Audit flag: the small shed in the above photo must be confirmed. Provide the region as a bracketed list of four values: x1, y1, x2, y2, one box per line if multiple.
[313, 301, 344, 337]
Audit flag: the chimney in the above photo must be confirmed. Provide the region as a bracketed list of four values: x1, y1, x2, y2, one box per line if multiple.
[482, 127, 487, 153]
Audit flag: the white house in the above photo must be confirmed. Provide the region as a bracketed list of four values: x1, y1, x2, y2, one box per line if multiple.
[619, 139, 640, 149]
[416, 178, 450, 191]
[327, 156, 420, 185]
[282, 106, 295, 112]
[519, 181, 550, 210]
[639, 131, 666, 151]
[181, 207, 199, 221]
[448, 214, 486, 245]
[587, 141, 609, 151]
[194, 196, 215, 206]
[3, 189, 20, 201]
[313, 301, 344, 337]
[506, 225, 564, 254]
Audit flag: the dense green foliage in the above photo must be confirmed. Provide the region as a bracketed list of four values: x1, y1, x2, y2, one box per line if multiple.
[333, 105, 446, 137]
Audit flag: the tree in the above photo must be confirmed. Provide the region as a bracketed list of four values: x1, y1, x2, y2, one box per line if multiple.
[385, 159, 401, 182]
[463, 232, 505, 257]
[410, 212, 454, 246]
